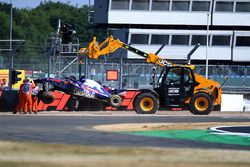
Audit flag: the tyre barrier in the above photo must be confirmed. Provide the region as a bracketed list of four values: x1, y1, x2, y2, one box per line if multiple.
[37, 91, 71, 111]
[0, 90, 19, 112]
[38, 90, 141, 111]
[0, 90, 140, 111]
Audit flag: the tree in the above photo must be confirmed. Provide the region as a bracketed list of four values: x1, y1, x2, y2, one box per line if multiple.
[0, 1, 107, 70]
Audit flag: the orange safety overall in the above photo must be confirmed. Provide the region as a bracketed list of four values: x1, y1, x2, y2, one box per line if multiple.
[32, 85, 39, 113]
[21, 82, 35, 113]
[15, 83, 25, 113]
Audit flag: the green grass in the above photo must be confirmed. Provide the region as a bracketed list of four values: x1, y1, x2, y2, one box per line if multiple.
[0, 141, 250, 167]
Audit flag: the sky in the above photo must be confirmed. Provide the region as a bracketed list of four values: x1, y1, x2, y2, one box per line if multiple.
[0, 0, 94, 9]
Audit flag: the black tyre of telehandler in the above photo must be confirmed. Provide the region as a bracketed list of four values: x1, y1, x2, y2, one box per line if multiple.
[38, 91, 54, 104]
[133, 92, 158, 114]
[189, 92, 213, 115]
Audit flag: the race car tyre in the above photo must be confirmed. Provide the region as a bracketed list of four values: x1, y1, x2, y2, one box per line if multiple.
[66, 97, 79, 111]
[109, 94, 122, 107]
[38, 91, 54, 104]
[189, 92, 213, 115]
[133, 92, 158, 114]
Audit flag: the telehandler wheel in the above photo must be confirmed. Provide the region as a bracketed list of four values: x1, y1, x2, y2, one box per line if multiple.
[38, 91, 54, 104]
[134, 92, 158, 114]
[189, 92, 213, 115]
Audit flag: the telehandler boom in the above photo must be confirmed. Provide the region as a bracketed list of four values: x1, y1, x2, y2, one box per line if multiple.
[79, 36, 222, 115]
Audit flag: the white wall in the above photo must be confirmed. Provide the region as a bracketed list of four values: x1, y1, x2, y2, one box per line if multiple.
[233, 48, 250, 61]
[213, 13, 250, 26]
[109, 11, 210, 25]
[221, 94, 244, 112]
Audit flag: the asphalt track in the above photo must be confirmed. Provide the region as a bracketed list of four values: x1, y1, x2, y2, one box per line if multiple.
[0, 111, 250, 150]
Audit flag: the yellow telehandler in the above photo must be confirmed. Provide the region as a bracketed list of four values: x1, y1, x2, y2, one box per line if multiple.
[79, 36, 222, 115]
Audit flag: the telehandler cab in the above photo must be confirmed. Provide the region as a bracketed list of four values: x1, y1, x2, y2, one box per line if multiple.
[79, 36, 222, 115]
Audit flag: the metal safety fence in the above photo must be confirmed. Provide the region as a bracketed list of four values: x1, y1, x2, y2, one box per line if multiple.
[2, 59, 250, 93]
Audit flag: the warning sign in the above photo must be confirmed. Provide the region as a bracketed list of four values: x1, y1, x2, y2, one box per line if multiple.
[106, 70, 118, 81]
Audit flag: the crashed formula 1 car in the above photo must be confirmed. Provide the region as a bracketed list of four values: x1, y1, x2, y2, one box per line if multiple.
[34, 77, 123, 109]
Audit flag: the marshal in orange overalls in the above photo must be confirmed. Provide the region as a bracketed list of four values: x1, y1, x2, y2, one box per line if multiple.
[32, 84, 40, 113]
[14, 82, 25, 114]
[20, 80, 35, 114]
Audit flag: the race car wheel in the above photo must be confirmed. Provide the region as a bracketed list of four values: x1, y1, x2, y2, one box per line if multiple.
[66, 96, 79, 111]
[38, 91, 54, 104]
[109, 94, 122, 107]
[133, 92, 158, 114]
[189, 92, 213, 115]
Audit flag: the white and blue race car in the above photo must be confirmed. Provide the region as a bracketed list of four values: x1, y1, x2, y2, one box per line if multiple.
[34, 77, 123, 108]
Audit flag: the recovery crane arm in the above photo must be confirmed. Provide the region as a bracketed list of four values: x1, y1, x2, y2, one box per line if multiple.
[79, 35, 173, 67]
